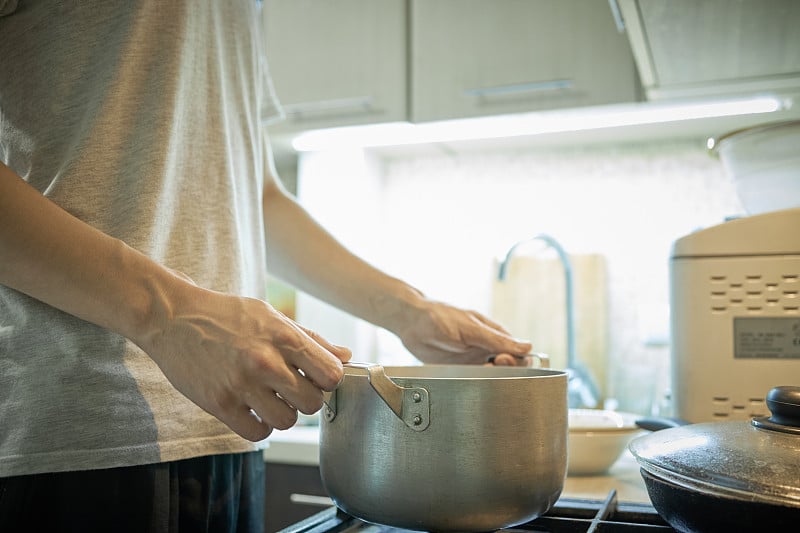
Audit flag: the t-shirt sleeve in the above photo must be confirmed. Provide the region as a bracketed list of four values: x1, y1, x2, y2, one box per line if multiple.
[256, 2, 284, 126]
[260, 54, 285, 126]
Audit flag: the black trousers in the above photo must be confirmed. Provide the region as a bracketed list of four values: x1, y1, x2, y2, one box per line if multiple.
[0, 451, 265, 533]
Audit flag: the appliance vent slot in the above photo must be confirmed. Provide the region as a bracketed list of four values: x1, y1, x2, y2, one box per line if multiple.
[709, 273, 800, 313]
[708, 397, 769, 420]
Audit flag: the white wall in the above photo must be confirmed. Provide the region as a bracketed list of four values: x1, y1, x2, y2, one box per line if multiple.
[295, 137, 745, 415]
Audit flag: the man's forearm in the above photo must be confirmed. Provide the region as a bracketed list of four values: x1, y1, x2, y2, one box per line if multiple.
[0, 163, 185, 346]
[261, 176, 426, 336]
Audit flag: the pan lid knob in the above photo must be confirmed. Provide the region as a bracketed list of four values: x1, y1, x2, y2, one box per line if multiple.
[751, 386, 800, 435]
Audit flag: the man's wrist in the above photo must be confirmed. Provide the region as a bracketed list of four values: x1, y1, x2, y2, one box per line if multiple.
[369, 280, 428, 336]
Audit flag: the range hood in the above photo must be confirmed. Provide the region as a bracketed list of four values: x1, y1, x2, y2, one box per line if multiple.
[615, 0, 800, 100]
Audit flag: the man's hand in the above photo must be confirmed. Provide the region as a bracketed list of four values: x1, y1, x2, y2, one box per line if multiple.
[138, 281, 351, 442]
[393, 299, 532, 366]
[0, 165, 350, 442]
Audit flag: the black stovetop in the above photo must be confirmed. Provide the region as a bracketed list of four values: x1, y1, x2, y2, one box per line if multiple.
[278, 490, 674, 532]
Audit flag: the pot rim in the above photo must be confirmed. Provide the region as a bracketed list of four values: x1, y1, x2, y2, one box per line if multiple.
[343, 364, 568, 381]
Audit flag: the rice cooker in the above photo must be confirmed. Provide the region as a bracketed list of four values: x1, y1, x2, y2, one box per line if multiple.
[670, 207, 800, 423]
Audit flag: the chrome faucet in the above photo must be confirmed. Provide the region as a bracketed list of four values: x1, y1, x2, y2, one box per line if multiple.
[497, 233, 601, 408]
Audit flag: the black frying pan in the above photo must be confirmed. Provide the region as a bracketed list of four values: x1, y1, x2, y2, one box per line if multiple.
[631, 386, 800, 532]
[639, 468, 800, 533]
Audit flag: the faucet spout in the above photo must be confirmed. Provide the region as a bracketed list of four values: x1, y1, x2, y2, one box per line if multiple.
[497, 234, 601, 408]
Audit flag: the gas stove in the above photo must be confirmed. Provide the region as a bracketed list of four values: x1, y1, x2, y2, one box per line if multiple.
[277, 490, 673, 532]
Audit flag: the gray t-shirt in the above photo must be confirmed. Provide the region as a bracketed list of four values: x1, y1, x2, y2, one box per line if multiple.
[0, 0, 282, 476]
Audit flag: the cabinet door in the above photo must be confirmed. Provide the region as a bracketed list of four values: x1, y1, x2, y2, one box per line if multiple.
[410, 0, 639, 122]
[618, 0, 800, 100]
[263, 0, 407, 134]
[264, 463, 331, 532]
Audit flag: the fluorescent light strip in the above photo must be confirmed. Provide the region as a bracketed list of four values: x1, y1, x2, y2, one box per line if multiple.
[291, 95, 785, 152]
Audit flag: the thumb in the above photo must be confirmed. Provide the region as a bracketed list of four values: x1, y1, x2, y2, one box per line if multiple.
[462, 311, 533, 355]
[466, 327, 532, 356]
[465, 314, 532, 355]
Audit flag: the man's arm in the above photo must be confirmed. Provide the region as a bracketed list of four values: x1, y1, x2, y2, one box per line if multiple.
[259, 146, 532, 365]
[0, 162, 348, 440]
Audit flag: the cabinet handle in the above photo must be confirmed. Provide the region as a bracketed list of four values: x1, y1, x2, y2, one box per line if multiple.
[281, 96, 375, 121]
[289, 493, 334, 507]
[463, 79, 574, 99]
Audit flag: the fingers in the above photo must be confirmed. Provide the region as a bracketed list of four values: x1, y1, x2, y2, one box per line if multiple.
[279, 324, 345, 392]
[256, 315, 350, 413]
[462, 311, 532, 356]
[299, 325, 352, 364]
[471, 312, 512, 334]
[225, 407, 274, 442]
[257, 365, 322, 414]
[399, 300, 532, 365]
[145, 290, 353, 443]
[246, 388, 301, 431]
[487, 353, 532, 367]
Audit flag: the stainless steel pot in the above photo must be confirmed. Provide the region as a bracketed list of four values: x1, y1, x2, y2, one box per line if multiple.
[319, 362, 568, 532]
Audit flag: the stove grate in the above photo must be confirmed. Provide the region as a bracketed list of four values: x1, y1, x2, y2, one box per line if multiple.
[277, 490, 674, 533]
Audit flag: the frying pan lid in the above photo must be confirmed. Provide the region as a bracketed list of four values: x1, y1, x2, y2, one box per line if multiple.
[629, 386, 800, 508]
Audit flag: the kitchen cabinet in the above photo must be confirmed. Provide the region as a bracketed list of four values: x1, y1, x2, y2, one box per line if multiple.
[263, 1, 640, 134]
[264, 462, 331, 532]
[262, 0, 407, 135]
[617, 0, 800, 100]
[409, 0, 640, 122]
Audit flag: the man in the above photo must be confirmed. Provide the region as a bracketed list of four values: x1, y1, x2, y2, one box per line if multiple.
[0, 1, 531, 531]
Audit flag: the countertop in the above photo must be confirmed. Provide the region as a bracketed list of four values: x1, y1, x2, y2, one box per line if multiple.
[262, 425, 651, 504]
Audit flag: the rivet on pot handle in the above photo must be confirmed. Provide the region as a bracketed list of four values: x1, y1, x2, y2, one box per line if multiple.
[322, 362, 431, 431]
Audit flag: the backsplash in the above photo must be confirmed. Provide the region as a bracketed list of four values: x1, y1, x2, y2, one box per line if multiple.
[292, 137, 745, 415]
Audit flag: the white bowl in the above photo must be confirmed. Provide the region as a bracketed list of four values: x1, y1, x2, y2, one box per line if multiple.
[567, 409, 643, 476]
[709, 120, 800, 215]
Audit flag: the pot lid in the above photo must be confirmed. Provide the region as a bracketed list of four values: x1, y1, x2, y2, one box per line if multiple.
[629, 386, 800, 508]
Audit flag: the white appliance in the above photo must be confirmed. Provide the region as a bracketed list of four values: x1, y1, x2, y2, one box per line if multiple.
[670, 208, 800, 423]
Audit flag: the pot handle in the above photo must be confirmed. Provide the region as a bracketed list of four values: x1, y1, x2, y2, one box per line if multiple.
[486, 351, 551, 367]
[323, 363, 430, 431]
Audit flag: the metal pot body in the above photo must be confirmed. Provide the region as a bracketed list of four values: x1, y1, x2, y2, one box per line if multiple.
[319, 364, 568, 532]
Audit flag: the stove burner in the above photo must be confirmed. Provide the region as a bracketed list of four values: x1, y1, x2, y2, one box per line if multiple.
[277, 490, 674, 532]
